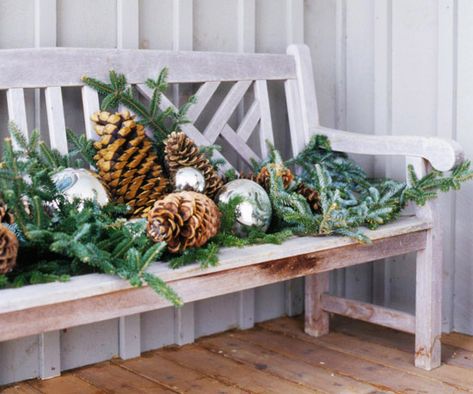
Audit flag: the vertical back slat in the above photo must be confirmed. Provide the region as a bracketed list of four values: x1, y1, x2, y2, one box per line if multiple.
[254, 80, 274, 157]
[44, 87, 68, 154]
[81, 86, 100, 141]
[6, 88, 29, 141]
[285, 79, 305, 155]
[287, 44, 320, 142]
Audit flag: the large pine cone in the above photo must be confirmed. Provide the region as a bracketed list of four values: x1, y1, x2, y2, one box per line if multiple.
[92, 111, 168, 217]
[147, 191, 221, 253]
[0, 224, 19, 274]
[164, 131, 224, 198]
[0, 199, 14, 225]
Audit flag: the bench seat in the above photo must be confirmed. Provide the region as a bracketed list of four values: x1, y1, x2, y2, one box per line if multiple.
[0, 215, 429, 342]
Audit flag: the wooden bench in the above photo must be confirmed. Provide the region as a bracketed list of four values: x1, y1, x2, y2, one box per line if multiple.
[0, 45, 463, 379]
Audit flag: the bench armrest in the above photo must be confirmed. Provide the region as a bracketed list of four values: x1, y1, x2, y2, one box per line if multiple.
[313, 126, 464, 171]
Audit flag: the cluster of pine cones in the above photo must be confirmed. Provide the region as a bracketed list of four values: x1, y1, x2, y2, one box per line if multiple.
[91, 110, 320, 254]
[91, 112, 224, 253]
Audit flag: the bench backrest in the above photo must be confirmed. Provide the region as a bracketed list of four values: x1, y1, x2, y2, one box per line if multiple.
[0, 44, 319, 169]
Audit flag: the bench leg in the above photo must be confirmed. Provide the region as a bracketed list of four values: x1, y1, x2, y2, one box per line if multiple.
[305, 272, 329, 337]
[415, 229, 442, 370]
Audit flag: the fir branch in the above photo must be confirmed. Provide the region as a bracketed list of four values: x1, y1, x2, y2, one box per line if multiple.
[82, 69, 196, 147]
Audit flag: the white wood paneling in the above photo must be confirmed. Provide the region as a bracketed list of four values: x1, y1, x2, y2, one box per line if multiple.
[454, 0, 473, 335]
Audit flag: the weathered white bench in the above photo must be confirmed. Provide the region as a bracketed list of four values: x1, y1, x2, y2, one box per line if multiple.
[0, 45, 463, 380]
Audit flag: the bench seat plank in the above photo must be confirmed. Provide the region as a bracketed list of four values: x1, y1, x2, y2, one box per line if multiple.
[0, 216, 429, 341]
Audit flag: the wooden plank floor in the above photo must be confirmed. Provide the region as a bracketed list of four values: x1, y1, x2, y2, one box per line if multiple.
[3, 316, 473, 394]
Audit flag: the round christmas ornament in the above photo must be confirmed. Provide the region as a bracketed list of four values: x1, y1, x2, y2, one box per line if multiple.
[164, 131, 224, 198]
[0, 224, 19, 274]
[216, 179, 272, 236]
[147, 191, 221, 253]
[52, 168, 110, 206]
[174, 167, 206, 193]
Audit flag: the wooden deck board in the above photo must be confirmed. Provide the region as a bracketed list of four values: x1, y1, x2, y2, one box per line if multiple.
[3, 316, 473, 393]
[232, 327, 460, 393]
[199, 333, 386, 393]
[113, 353, 243, 393]
[158, 345, 313, 394]
[260, 317, 473, 392]
[27, 374, 106, 394]
[73, 362, 176, 393]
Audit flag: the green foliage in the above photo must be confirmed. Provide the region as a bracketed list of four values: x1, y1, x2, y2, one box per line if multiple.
[82, 69, 196, 147]
[0, 124, 182, 306]
[282, 134, 473, 239]
[66, 129, 97, 167]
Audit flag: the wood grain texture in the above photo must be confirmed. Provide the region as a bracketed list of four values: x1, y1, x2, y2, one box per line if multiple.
[159, 345, 314, 393]
[0, 48, 297, 88]
[238, 327, 458, 393]
[261, 317, 473, 393]
[6, 316, 473, 393]
[321, 294, 415, 333]
[6, 88, 28, 141]
[316, 126, 463, 172]
[0, 227, 427, 342]
[305, 273, 329, 337]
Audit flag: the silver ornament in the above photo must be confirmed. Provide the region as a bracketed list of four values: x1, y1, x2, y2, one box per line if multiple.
[174, 167, 206, 193]
[216, 179, 272, 236]
[52, 168, 110, 207]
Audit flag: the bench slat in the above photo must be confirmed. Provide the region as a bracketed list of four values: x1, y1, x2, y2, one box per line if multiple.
[45, 87, 68, 154]
[81, 86, 100, 141]
[236, 100, 261, 142]
[6, 88, 29, 142]
[0, 48, 297, 89]
[186, 81, 220, 122]
[204, 80, 252, 143]
[254, 80, 274, 157]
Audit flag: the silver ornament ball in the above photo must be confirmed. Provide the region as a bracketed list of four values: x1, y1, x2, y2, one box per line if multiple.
[174, 167, 206, 193]
[216, 179, 272, 236]
[52, 168, 110, 207]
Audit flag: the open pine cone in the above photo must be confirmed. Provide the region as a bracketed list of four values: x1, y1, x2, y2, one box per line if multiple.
[0, 224, 19, 274]
[147, 191, 221, 253]
[91, 110, 168, 217]
[164, 131, 224, 198]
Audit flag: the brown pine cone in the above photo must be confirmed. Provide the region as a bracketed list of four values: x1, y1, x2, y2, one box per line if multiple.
[0, 224, 19, 274]
[91, 110, 168, 217]
[0, 199, 14, 225]
[297, 183, 320, 212]
[241, 163, 294, 191]
[164, 131, 224, 198]
[147, 191, 221, 253]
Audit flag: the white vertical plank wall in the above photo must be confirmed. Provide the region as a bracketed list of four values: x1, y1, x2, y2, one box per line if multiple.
[1, 0, 473, 385]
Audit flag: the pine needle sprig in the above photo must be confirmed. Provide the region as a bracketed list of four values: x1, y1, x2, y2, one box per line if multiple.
[82, 69, 196, 147]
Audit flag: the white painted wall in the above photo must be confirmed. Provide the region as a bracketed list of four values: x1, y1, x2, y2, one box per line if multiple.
[0, 0, 472, 385]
